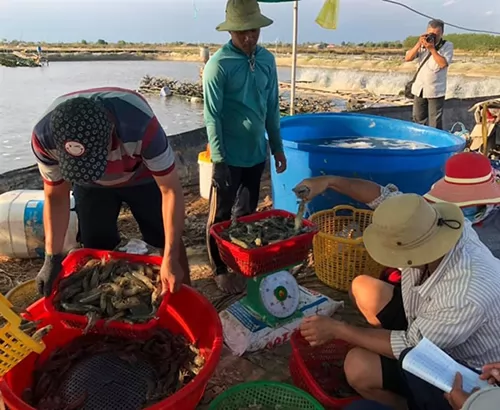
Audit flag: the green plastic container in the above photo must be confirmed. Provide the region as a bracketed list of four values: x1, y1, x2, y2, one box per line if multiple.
[209, 381, 324, 410]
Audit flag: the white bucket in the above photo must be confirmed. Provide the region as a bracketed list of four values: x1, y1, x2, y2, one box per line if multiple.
[198, 153, 213, 200]
[0, 190, 79, 258]
[199, 46, 210, 64]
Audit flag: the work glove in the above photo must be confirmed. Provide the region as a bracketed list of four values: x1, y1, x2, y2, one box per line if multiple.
[36, 253, 64, 297]
[212, 162, 232, 190]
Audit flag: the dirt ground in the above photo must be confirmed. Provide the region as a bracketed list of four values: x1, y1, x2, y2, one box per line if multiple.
[0, 175, 366, 407]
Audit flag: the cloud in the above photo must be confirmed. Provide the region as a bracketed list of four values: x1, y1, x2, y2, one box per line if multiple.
[443, 0, 456, 6]
[485, 10, 493, 15]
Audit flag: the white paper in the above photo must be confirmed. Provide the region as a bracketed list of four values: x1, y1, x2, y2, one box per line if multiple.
[402, 338, 491, 394]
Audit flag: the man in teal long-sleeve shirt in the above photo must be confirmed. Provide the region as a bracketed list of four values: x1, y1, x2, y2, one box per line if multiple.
[203, 0, 287, 294]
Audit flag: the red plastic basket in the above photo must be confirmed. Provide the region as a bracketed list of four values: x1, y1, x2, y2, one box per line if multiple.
[44, 249, 166, 333]
[289, 331, 360, 409]
[210, 209, 318, 277]
[0, 250, 224, 410]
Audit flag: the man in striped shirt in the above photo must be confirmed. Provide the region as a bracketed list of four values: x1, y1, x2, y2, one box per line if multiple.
[32, 88, 190, 296]
[297, 187, 500, 409]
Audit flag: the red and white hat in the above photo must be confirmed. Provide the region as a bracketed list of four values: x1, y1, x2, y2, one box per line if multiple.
[424, 152, 500, 207]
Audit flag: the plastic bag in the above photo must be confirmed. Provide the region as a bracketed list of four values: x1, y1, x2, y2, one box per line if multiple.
[316, 0, 339, 30]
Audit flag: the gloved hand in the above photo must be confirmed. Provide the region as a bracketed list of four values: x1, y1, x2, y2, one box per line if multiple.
[36, 254, 64, 297]
[212, 162, 231, 190]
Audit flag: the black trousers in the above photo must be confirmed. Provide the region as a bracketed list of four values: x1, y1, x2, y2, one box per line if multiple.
[73, 181, 165, 250]
[412, 95, 445, 130]
[206, 162, 266, 274]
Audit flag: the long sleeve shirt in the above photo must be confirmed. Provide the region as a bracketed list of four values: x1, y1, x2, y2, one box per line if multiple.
[202, 41, 283, 167]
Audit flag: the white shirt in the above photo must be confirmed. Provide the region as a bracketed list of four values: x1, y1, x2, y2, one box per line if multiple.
[410, 41, 454, 99]
[368, 185, 500, 368]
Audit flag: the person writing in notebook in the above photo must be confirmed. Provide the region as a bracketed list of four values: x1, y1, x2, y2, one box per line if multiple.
[298, 193, 500, 410]
[445, 364, 500, 410]
[341, 364, 500, 410]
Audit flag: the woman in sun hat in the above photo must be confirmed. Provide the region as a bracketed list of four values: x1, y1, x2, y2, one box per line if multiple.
[204, 0, 286, 294]
[299, 193, 500, 410]
[423, 151, 500, 257]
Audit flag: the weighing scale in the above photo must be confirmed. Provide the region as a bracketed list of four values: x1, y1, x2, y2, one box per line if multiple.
[239, 268, 303, 328]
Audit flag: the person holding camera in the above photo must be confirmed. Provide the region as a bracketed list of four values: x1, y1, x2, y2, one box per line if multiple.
[405, 19, 454, 130]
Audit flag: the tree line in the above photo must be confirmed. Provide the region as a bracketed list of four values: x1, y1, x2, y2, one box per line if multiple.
[1, 34, 499, 51]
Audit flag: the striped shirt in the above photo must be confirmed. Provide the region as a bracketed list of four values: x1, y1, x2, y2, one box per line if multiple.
[368, 186, 500, 367]
[31, 87, 175, 187]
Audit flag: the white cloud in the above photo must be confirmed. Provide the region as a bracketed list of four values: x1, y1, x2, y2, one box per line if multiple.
[485, 10, 493, 15]
[443, 0, 456, 6]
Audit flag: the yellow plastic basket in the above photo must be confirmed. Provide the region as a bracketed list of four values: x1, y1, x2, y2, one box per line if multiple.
[310, 205, 384, 291]
[0, 293, 46, 376]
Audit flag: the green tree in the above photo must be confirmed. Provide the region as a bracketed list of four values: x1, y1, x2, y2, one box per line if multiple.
[117, 40, 127, 46]
[96, 39, 108, 45]
[81, 39, 88, 45]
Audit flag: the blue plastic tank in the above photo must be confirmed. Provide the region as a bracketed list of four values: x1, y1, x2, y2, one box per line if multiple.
[271, 113, 465, 214]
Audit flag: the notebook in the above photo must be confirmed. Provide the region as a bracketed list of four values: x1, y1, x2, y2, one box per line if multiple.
[402, 338, 491, 394]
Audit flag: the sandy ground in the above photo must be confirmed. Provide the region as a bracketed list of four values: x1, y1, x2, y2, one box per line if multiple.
[0, 175, 366, 407]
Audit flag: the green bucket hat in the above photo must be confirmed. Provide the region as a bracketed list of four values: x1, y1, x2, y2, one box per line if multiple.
[216, 0, 273, 32]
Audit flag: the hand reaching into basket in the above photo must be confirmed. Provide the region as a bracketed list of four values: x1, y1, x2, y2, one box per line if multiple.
[36, 254, 64, 297]
[299, 315, 340, 347]
[293, 177, 331, 202]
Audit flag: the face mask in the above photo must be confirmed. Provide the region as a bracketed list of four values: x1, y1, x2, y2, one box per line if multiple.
[462, 205, 494, 224]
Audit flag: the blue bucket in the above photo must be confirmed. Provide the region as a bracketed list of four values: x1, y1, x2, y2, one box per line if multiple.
[271, 113, 466, 214]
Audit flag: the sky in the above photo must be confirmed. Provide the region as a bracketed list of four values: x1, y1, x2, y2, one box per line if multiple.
[0, 0, 499, 44]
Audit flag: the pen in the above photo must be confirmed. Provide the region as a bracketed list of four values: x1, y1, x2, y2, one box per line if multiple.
[469, 367, 500, 388]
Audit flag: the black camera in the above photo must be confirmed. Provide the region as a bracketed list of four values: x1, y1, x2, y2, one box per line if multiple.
[425, 33, 437, 44]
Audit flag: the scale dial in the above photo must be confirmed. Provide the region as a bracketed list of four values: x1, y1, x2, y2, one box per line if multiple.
[259, 270, 300, 319]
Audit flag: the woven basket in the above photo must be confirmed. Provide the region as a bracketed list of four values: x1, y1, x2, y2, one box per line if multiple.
[310, 205, 384, 291]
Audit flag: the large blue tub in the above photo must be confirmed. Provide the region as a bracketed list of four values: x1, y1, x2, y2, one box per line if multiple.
[271, 113, 466, 214]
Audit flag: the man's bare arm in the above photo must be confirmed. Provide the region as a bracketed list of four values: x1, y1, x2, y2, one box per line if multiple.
[336, 321, 395, 358]
[326, 176, 383, 204]
[43, 181, 71, 255]
[153, 169, 185, 263]
[405, 37, 423, 62]
[430, 48, 449, 69]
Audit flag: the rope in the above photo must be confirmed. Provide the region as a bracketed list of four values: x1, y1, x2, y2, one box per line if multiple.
[381, 0, 500, 36]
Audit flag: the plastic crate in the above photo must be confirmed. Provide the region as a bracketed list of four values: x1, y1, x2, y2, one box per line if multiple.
[210, 209, 318, 277]
[290, 331, 359, 409]
[208, 381, 324, 409]
[44, 249, 164, 335]
[0, 294, 47, 377]
[310, 206, 384, 291]
[0, 278, 224, 409]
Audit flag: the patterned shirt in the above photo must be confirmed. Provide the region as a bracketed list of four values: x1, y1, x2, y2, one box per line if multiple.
[31, 87, 175, 187]
[368, 185, 500, 367]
